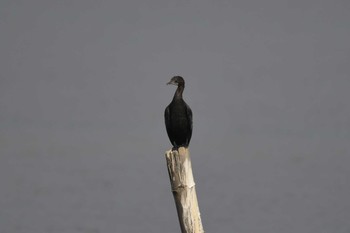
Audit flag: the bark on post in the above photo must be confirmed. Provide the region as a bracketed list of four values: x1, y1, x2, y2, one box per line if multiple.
[165, 147, 204, 233]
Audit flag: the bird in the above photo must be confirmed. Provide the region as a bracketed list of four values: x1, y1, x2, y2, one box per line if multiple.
[164, 76, 193, 150]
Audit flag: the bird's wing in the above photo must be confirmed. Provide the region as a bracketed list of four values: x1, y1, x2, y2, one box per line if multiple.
[186, 103, 193, 140]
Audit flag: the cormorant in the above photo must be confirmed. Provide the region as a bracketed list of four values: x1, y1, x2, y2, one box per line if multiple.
[164, 76, 193, 150]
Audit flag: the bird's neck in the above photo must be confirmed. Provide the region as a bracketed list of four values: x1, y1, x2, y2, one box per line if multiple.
[173, 85, 184, 100]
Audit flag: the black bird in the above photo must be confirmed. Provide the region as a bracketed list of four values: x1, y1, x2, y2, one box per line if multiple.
[165, 76, 193, 150]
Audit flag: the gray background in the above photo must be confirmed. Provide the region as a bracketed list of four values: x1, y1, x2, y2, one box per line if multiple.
[1, 1, 350, 233]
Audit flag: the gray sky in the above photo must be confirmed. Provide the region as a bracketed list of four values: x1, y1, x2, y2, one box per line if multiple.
[1, 1, 350, 232]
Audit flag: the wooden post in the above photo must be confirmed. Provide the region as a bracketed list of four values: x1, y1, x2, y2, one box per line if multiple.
[165, 147, 204, 233]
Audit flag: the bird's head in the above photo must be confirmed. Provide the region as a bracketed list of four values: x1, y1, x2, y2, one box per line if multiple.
[167, 76, 185, 86]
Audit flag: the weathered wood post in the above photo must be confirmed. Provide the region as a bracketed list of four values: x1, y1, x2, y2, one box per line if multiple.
[165, 147, 204, 233]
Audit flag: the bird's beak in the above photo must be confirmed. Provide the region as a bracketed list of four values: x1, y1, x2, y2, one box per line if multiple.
[167, 80, 176, 85]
